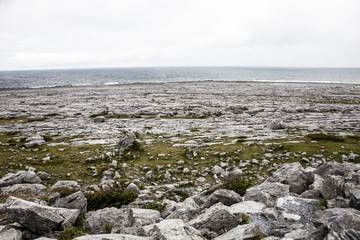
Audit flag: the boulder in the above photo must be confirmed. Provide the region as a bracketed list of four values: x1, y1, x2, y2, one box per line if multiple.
[327, 197, 350, 208]
[212, 166, 226, 177]
[116, 132, 137, 153]
[161, 199, 178, 218]
[147, 219, 203, 240]
[244, 182, 289, 207]
[27, 116, 44, 122]
[50, 180, 80, 191]
[267, 162, 309, 194]
[0, 226, 22, 240]
[24, 135, 46, 148]
[0, 183, 46, 196]
[314, 207, 357, 225]
[126, 183, 140, 195]
[326, 211, 360, 239]
[0, 171, 41, 187]
[85, 207, 133, 234]
[188, 205, 241, 235]
[166, 198, 200, 222]
[276, 196, 320, 224]
[132, 208, 162, 226]
[5, 197, 80, 234]
[349, 189, 360, 210]
[316, 162, 345, 178]
[228, 201, 266, 219]
[214, 223, 263, 240]
[313, 207, 360, 239]
[203, 189, 242, 208]
[53, 191, 87, 215]
[320, 175, 345, 199]
[74, 234, 152, 240]
[93, 116, 105, 123]
[283, 229, 312, 240]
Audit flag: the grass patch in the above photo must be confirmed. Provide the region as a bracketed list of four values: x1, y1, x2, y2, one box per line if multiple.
[0, 116, 27, 125]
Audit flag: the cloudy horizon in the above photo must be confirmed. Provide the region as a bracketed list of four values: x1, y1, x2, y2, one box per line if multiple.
[0, 0, 360, 71]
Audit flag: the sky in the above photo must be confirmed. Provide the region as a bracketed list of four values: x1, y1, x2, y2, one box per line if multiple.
[0, 0, 359, 71]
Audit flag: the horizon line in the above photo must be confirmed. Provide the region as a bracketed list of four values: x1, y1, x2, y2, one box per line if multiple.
[1, 65, 360, 72]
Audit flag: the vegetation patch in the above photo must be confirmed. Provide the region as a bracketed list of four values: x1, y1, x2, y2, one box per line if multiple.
[57, 227, 85, 240]
[306, 133, 344, 142]
[222, 174, 253, 196]
[85, 189, 138, 211]
[146, 202, 167, 212]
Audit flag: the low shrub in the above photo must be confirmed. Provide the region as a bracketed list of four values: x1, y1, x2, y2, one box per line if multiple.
[57, 227, 84, 240]
[146, 202, 167, 212]
[221, 173, 253, 196]
[85, 189, 138, 211]
[306, 133, 344, 142]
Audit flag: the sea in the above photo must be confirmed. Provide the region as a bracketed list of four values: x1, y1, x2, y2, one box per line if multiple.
[0, 67, 359, 89]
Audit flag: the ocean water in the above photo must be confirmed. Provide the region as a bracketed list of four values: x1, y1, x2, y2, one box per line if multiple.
[0, 67, 359, 89]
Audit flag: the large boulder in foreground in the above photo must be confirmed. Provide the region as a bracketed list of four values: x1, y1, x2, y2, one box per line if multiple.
[85, 207, 134, 234]
[0, 225, 22, 240]
[0, 171, 41, 187]
[313, 208, 360, 239]
[5, 197, 80, 234]
[267, 162, 309, 194]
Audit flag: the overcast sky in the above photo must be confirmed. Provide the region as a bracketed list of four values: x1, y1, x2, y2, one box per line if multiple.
[0, 0, 359, 70]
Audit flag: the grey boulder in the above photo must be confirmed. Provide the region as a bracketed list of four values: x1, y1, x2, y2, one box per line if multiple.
[0, 225, 22, 240]
[0, 171, 41, 187]
[244, 181, 290, 207]
[74, 234, 152, 240]
[214, 223, 263, 240]
[126, 183, 140, 195]
[0, 183, 46, 196]
[116, 132, 137, 153]
[132, 208, 162, 226]
[85, 207, 133, 234]
[147, 219, 203, 240]
[53, 191, 87, 215]
[188, 205, 241, 235]
[267, 162, 309, 194]
[5, 196, 80, 234]
[203, 189, 242, 208]
[349, 189, 360, 210]
[50, 180, 80, 191]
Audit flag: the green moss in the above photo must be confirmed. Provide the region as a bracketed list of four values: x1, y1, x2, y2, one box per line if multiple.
[241, 213, 250, 224]
[101, 224, 112, 234]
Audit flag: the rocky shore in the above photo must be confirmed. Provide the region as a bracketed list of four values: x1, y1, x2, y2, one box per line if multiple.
[0, 81, 359, 239]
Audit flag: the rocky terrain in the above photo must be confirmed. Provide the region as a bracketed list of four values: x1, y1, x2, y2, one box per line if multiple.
[0, 81, 359, 239]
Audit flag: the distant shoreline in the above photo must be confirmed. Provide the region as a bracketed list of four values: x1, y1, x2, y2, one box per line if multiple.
[1, 79, 360, 91]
